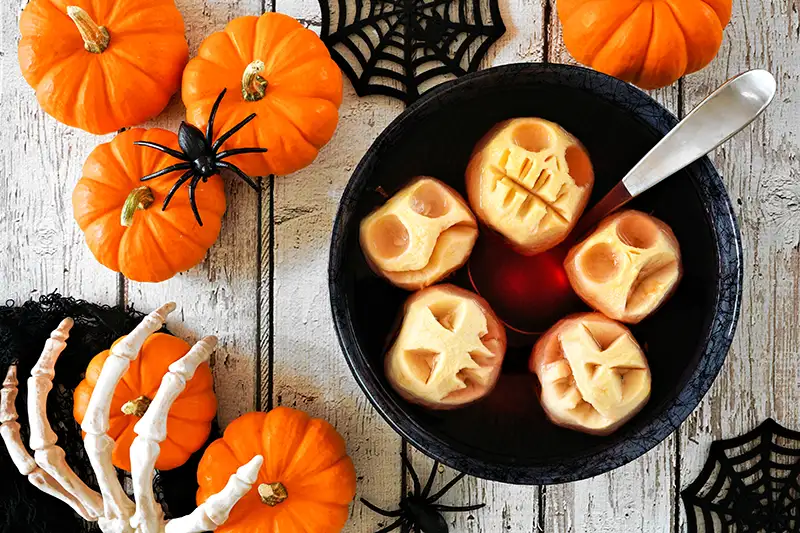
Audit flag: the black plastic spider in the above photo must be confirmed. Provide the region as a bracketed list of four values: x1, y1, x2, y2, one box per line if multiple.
[135, 88, 266, 226]
[362, 456, 485, 533]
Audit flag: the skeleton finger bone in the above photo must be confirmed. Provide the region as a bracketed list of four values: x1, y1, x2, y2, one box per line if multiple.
[130, 335, 218, 533]
[27, 318, 105, 519]
[1, 365, 95, 521]
[82, 302, 176, 531]
[165, 455, 264, 533]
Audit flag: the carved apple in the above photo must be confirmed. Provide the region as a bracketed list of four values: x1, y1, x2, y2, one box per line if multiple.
[530, 313, 651, 435]
[360, 177, 478, 290]
[465, 118, 594, 255]
[385, 284, 507, 409]
[565, 210, 682, 324]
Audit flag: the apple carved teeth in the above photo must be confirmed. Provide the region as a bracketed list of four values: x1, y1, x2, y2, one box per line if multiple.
[466, 118, 595, 256]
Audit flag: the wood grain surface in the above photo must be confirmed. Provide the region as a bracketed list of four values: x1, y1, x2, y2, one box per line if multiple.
[0, 0, 797, 531]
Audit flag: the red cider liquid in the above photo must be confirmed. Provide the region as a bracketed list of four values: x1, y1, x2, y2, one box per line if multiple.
[467, 230, 584, 340]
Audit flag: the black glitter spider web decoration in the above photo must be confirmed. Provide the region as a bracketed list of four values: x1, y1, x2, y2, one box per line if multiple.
[682, 418, 800, 532]
[319, 0, 506, 104]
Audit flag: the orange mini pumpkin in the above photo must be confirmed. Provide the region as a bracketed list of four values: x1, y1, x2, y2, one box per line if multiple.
[74, 333, 217, 471]
[19, 0, 189, 134]
[72, 128, 226, 283]
[197, 408, 356, 533]
[557, 0, 732, 89]
[182, 13, 343, 177]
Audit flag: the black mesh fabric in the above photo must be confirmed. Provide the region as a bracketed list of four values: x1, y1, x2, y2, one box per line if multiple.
[682, 418, 800, 532]
[0, 293, 218, 533]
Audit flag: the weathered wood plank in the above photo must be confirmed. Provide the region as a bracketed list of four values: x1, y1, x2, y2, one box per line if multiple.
[542, 3, 679, 531]
[679, 0, 800, 529]
[268, 4, 406, 531]
[0, 0, 118, 305]
[126, 0, 264, 428]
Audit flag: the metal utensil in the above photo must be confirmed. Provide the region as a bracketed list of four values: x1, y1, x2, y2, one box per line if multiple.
[574, 69, 777, 236]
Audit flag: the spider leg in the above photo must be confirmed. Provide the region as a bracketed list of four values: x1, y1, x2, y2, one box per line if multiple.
[432, 503, 486, 512]
[216, 161, 260, 191]
[422, 460, 440, 498]
[140, 162, 191, 182]
[161, 170, 195, 211]
[374, 517, 406, 533]
[133, 141, 187, 161]
[428, 472, 467, 503]
[206, 88, 228, 145]
[361, 498, 404, 517]
[216, 147, 269, 159]
[401, 453, 421, 496]
[211, 113, 257, 152]
[188, 175, 204, 226]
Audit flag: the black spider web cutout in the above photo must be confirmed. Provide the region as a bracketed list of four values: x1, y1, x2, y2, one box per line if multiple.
[319, 0, 506, 104]
[682, 418, 800, 532]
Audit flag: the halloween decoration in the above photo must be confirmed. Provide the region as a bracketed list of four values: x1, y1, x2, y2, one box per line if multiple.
[18, 0, 189, 134]
[557, 0, 733, 90]
[362, 455, 484, 533]
[73, 333, 217, 472]
[196, 407, 357, 533]
[182, 13, 343, 177]
[0, 293, 222, 532]
[682, 418, 800, 533]
[564, 210, 682, 324]
[466, 118, 594, 255]
[530, 313, 651, 435]
[385, 285, 507, 409]
[0, 301, 262, 533]
[360, 177, 478, 290]
[73, 128, 226, 283]
[318, 0, 506, 104]
[136, 89, 264, 226]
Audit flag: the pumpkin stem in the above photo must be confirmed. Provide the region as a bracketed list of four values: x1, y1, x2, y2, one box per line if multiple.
[242, 60, 268, 101]
[67, 6, 110, 54]
[121, 395, 152, 417]
[258, 482, 288, 506]
[121, 186, 155, 227]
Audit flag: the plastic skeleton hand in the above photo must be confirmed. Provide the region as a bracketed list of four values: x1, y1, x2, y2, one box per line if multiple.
[0, 303, 263, 533]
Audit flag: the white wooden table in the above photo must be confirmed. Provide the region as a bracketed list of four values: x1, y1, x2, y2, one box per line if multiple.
[1, 0, 798, 531]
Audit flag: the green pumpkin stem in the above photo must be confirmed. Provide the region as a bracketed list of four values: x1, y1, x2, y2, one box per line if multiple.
[242, 60, 268, 101]
[121, 186, 155, 227]
[258, 482, 288, 506]
[67, 6, 110, 54]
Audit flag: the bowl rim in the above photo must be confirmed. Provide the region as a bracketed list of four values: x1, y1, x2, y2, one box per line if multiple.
[329, 62, 743, 485]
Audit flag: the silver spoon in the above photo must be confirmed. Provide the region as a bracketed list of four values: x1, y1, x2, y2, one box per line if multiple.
[574, 69, 777, 236]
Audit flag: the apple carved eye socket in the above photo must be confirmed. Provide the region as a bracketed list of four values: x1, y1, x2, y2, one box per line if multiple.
[529, 313, 651, 435]
[465, 117, 595, 256]
[360, 177, 478, 290]
[385, 284, 507, 409]
[564, 210, 683, 324]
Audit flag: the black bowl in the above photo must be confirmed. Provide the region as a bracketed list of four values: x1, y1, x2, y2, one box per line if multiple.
[329, 63, 743, 484]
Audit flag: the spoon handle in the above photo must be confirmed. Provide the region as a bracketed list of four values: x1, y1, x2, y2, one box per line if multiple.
[574, 70, 776, 237]
[622, 69, 776, 197]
